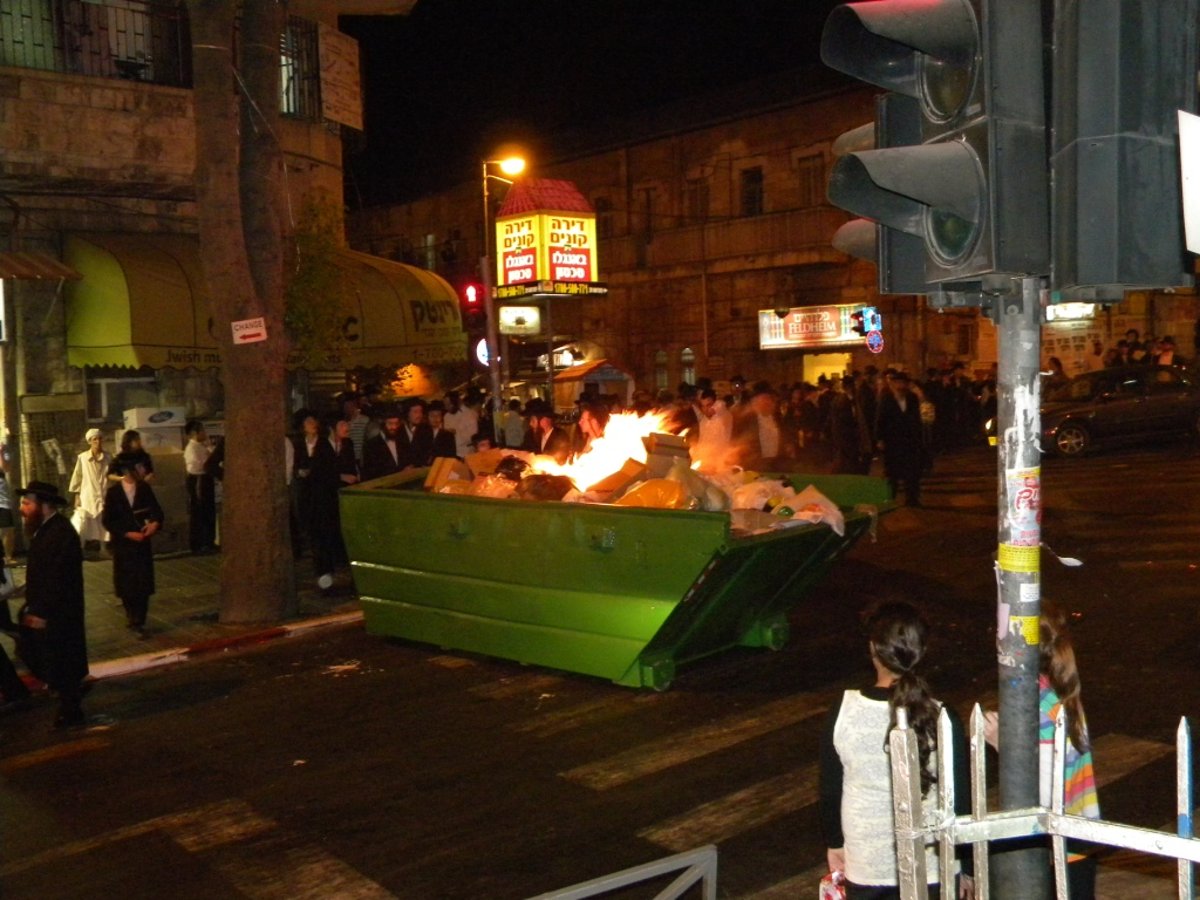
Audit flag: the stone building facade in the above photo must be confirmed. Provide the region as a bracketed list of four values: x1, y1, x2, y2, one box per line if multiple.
[347, 76, 1198, 397]
[0, 0, 415, 531]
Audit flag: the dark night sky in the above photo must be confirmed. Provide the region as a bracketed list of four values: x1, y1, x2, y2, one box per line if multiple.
[340, 0, 846, 207]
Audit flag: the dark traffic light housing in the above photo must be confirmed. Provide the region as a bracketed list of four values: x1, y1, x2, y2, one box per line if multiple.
[822, 0, 1049, 287]
[1051, 0, 1198, 298]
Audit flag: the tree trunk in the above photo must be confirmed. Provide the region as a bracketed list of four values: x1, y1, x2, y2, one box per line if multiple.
[188, 0, 295, 622]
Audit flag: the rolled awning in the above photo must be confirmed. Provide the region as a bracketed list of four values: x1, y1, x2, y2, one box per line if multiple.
[64, 233, 466, 370]
[0, 251, 82, 281]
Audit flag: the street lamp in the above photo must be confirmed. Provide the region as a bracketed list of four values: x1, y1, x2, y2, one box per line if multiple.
[481, 154, 526, 441]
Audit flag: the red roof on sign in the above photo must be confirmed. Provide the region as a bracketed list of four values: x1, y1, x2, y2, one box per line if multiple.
[496, 178, 594, 217]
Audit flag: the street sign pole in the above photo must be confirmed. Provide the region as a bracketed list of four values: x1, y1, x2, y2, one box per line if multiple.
[992, 275, 1049, 898]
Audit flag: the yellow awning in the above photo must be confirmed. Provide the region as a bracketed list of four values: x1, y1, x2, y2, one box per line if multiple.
[64, 234, 466, 370]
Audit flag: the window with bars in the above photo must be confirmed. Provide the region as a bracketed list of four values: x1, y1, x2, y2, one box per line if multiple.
[740, 166, 764, 217]
[280, 15, 320, 121]
[654, 349, 669, 391]
[796, 153, 825, 208]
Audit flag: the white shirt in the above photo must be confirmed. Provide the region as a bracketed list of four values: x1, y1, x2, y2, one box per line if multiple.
[184, 438, 210, 475]
[833, 690, 949, 886]
[445, 407, 479, 459]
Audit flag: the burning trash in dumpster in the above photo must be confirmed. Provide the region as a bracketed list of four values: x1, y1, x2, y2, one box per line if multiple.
[341, 408, 891, 689]
[420, 410, 850, 536]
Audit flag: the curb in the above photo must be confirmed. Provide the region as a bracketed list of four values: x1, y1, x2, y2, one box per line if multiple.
[86, 610, 365, 681]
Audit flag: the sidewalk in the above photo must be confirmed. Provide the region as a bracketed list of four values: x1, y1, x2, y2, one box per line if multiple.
[5, 550, 362, 682]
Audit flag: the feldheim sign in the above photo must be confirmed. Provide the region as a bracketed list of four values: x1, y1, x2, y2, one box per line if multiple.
[758, 305, 868, 350]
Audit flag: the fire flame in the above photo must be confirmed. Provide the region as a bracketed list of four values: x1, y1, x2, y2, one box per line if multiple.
[531, 410, 672, 490]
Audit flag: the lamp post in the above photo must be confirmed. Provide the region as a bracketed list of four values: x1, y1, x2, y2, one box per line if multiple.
[480, 155, 525, 442]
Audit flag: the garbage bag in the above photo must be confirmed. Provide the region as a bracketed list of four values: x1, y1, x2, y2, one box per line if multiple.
[612, 478, 691, 509]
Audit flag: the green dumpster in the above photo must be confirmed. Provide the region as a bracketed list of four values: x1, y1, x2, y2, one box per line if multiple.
[341, 470, 888, 690]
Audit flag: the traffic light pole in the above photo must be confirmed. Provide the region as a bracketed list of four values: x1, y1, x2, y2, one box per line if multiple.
[992, 275, 1050, 899]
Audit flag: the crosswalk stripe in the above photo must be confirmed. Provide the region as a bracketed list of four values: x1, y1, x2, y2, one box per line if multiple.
[1091, 733, 1174, 789]
[0, 797, 396, 897]
[469, 672, 564, 700]
[562, 693, 830, 791]
[638, 763, 819, 852]
[512, 694, 667, 739]
[0, 735, 110, 775]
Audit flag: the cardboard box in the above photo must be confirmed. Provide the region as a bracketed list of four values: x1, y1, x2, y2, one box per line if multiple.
[642, 432, 690, 478]
[424, 457, 473, 492]
[465, 447, 506, 476]
[586, 458, 646, 497]
[124, 407, 188, 430]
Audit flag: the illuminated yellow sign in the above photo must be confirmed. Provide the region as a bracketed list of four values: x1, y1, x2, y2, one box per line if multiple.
[495, 211, 599, 286]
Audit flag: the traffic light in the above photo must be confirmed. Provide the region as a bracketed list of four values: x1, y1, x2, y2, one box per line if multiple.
[850, 309, 866, 336]
[1051, 0, 1198, 298]
[460, 283, 487, 332]
[822, 0, 1049, 287]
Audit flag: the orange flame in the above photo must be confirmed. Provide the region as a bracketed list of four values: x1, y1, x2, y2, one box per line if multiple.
[531, 411, 672, 490]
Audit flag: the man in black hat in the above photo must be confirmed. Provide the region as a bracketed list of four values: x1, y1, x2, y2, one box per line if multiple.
[17, 480, 89, 728]
[522, 400, 571, 464]
[876, 371, 925, 506]
[102, 453, 164, 636]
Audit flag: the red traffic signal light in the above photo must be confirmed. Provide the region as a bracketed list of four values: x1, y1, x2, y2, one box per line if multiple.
[460, 283, 487, 332]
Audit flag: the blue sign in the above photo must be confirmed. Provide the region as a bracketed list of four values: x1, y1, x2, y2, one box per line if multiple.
[866, 330, 885, 354]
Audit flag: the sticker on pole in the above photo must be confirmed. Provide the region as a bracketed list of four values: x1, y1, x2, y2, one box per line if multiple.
[231, 317, 268, 345]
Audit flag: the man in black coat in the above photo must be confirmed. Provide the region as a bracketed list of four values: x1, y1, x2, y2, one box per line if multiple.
[101, 453, 164, 636]
[522, 400, 571, 465]
[361, 409, 405, 482]
[17, 480, 89, 728]
[875, 371, 925, 506]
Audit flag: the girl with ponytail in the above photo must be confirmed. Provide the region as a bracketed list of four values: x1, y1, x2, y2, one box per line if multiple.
[984, 599, 1099, 899]
[820, 601, 973, 899]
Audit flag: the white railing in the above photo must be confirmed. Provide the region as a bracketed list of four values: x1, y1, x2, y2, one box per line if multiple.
[889, 705, 1197, 899]
[526, 845, 718, 900]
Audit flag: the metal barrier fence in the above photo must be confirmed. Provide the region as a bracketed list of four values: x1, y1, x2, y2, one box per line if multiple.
[0, 0, 190, 87]
[890, 705, 1198, 899]
[526, 845, 718, 900]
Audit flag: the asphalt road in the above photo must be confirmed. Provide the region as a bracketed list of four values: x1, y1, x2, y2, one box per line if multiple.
[0, 443, 1197, 899]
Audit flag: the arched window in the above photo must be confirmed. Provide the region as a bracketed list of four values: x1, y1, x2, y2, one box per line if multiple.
[654, 349, 669, 391]
[680, 347, 696, 386]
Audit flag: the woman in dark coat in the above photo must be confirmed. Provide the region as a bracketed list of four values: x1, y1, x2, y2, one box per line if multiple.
[101, 452, 164, 635]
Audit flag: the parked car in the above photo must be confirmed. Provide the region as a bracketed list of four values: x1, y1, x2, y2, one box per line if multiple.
[1037, 365, 1200, 456]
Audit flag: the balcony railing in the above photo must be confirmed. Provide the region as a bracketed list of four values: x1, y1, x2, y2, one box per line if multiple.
[0, 0, 191, 88]
[600, 206, 848, 273]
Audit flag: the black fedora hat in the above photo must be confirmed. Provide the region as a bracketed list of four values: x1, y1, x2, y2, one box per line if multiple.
[19, 480, 68, 506]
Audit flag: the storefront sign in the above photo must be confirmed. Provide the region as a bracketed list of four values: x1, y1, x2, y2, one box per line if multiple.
[495, 212, 600, 287]
[498, 305, 542, 336]
[758, 305, 866, 350]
